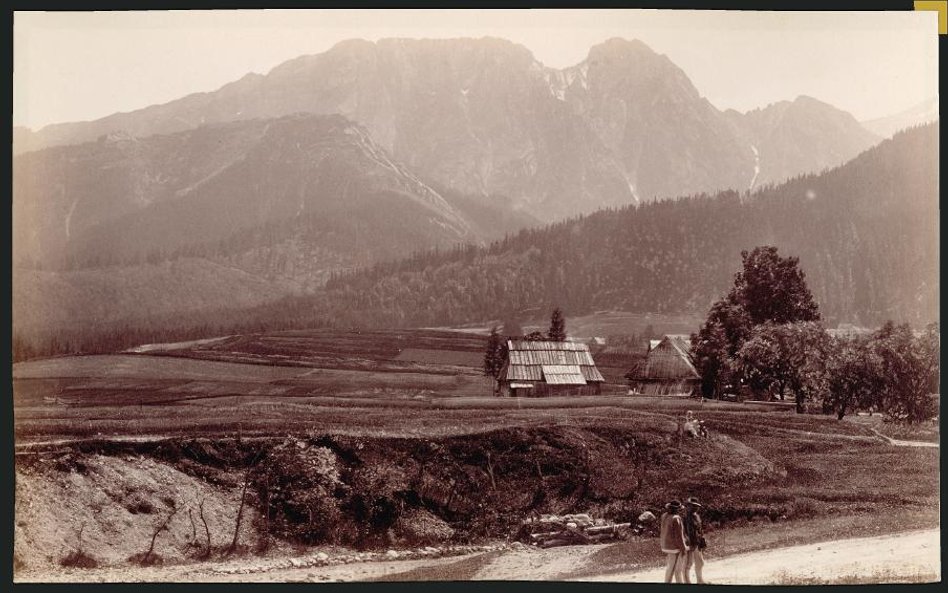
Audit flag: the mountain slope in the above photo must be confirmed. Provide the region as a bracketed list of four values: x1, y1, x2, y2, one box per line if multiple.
[14, 37, 880, 220]
[13, 113, 535, 273]
[560, 38, 756, 202]
[13, 124, 936, 359]
[302, 123, 937, 330]
[861, 96, 939, 139]
[731, 95, 883, 190]
[12, 113, 540, 340]
[13, 258, 298, 339]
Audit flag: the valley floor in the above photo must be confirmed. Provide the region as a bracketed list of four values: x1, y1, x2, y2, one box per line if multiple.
[13, 335, 940, 585]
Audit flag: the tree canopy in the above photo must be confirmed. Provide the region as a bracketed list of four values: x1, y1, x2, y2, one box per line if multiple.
[728, 246, 820, 325]
[871, 321, 939, 424]
[692, 245, 821, 399]
[734, 321, 829, 412]
[483, 326, 506, 379]
[824, 335, 885, 420]
[548, 307, 566, 342]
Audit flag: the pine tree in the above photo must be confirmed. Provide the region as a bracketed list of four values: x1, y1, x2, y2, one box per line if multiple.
[483, 326, 507, 382]
[548, 307, 566, 342]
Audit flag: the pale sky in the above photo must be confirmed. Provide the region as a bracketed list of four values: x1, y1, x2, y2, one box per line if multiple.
[13, 9, 939, 130]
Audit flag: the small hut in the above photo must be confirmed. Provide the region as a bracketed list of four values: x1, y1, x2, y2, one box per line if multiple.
[632, 334, 700, 396]
[498, 340, 605, 397]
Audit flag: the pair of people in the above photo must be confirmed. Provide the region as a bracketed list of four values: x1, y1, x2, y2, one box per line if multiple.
[659, 497, 706, 584]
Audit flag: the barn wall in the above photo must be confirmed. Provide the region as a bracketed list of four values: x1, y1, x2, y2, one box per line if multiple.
[631, 379, 699, 396]
[502, 382, 603, 397]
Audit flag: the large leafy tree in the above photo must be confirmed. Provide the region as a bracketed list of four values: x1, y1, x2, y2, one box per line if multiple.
[727, 246, 821, 325]
[691, 300, 751, 397]
[735, 321, 830, 412]
[871, 321, 939, 424]
[693, 246, 821, 401]
[824, 335, 885, 420]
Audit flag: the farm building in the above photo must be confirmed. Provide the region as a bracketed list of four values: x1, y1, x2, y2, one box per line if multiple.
[631, 334, 700, 396]
[498, 340, 605, 397]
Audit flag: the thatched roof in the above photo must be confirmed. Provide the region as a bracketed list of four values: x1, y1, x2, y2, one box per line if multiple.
[641, 335, 699, 380]
[501, 340, 605, 385]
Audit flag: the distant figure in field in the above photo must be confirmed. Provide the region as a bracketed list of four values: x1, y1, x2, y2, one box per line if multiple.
[683, 411, 709, 439]
[659, 500, 687, 583]
[683, 497, 707, 584]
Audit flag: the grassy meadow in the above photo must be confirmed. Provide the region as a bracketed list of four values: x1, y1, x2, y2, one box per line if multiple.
[13, 327, 939, 567]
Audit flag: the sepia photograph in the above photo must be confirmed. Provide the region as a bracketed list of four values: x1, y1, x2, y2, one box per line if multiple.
[11, 6, 940, 584]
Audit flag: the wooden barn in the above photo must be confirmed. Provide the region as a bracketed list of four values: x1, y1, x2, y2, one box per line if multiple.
[631, 334, 700, 396]
[498, 340, 605, 397]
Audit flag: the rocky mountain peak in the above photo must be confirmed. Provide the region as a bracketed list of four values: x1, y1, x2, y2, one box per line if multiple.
[586, 37, 657, 59]
[13, 37, 882, 222]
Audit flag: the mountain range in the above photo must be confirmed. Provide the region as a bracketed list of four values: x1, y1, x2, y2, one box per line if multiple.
[14, 113, 539, 272]
[13, 37, 937, 359]
[15, 37, 880, 222]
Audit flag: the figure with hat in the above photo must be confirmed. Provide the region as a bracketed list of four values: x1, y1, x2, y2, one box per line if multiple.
[659, 499, 688, 583]
[683, 496, 707, 584]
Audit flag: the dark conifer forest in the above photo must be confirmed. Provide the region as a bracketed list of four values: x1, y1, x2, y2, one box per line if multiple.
[315, 124, 938, 328]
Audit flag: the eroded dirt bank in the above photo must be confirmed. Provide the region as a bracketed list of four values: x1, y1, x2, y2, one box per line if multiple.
[15, 423, 780, 576]
[14, 419, 938, 582]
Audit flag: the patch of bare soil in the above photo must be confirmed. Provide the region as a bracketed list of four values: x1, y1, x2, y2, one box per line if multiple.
[14, 453, 263, 572]
[470, 542, 610, 580]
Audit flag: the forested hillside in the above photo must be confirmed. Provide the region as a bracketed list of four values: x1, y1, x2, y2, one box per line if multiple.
[310, 123, 937, 329]
[12, 125, 936, 361]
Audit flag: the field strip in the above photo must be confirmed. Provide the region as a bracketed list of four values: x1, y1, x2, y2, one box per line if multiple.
[577, 528, 941, 584]
[867, 426, 939, 448]
[125, 335, 234, 353]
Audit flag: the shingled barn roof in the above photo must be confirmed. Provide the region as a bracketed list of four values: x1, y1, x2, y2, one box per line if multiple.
[501, 340, 605, 385]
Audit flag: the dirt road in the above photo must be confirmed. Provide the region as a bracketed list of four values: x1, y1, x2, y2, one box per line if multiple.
[580, 528, 940, 584]
[18, 528, 940, 583]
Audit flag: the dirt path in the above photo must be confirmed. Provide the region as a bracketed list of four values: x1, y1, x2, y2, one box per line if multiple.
[580, 528, 940, 584]
[470, 543, 608, 580]
[867, 427, 939, 448]
[18, 529, 940, 584]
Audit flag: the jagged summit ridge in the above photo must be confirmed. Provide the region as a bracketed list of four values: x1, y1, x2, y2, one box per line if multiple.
[15, 37, 880, 220]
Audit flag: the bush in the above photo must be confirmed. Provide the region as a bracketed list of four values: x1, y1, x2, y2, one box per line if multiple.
[787, 497, 821, 519]
[60, 550, 99, 569]
[127, 551, 163, 566]
[124, 495, 156, 515]
[253, 439, 346, 545]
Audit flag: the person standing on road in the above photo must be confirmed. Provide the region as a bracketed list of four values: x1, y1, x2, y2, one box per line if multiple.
[683, 497, 707, 584]
[659, 500, 688, 583]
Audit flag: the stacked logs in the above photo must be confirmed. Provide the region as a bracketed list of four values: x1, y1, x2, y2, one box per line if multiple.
[515, 513, 631, 548]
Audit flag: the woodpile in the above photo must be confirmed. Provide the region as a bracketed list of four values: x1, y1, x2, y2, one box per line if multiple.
[515, 513, 631, 548]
